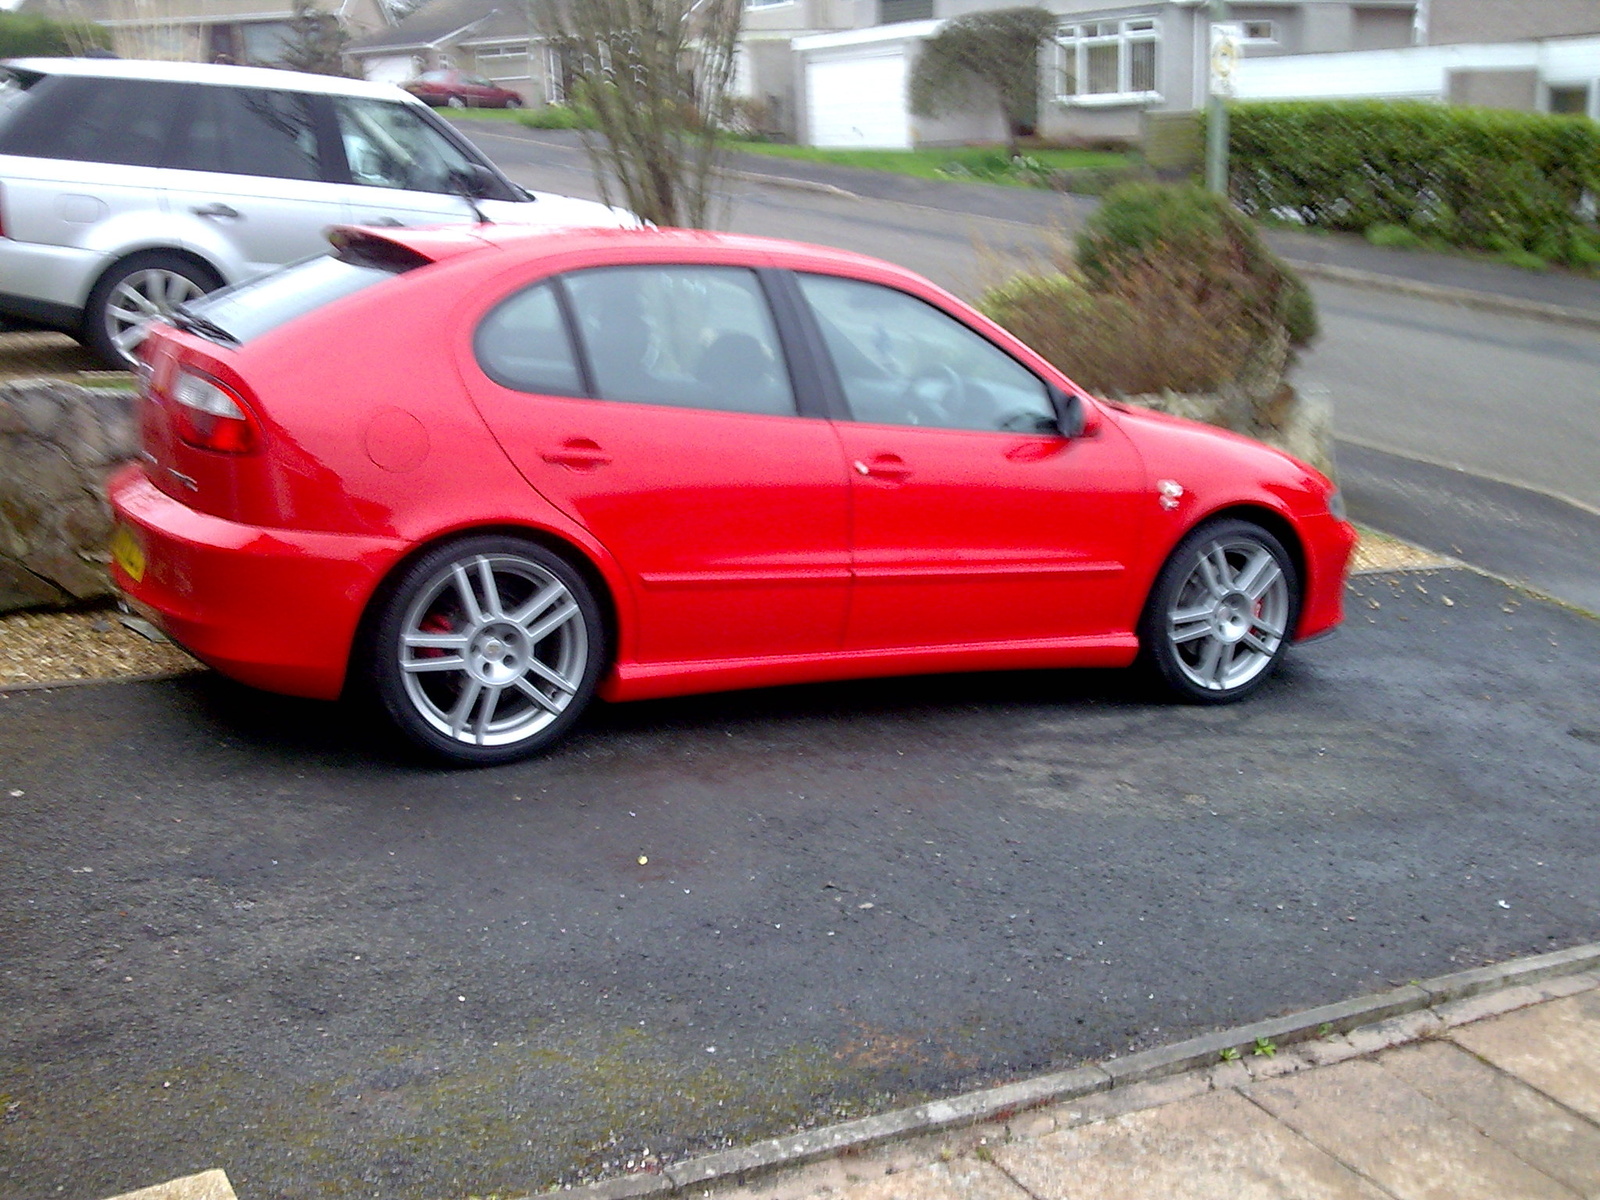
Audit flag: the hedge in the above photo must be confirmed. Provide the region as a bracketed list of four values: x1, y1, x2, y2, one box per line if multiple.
[0, 11, 110, 57]
[1226, 100, 1600, 266]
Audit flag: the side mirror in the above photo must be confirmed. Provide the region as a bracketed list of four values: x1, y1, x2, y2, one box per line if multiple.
[1050, 386, 1097, 438]
[449, 162, 498, 199]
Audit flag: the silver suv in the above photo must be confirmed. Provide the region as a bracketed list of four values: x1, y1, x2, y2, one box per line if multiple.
[0, 57, 630, 367]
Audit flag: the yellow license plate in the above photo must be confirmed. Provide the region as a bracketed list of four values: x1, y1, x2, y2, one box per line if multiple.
[109, 524, 146, 583]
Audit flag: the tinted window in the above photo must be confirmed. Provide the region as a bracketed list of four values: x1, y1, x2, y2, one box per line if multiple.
[185, 249, 409, 344]
[475, 283, 583, 396]
[169, 86, 324, 181]
[564, 266, 796, 416]
[796, 274, 1057, 433]
[0, 75, 182, 166]
[332, 96, 481, 194]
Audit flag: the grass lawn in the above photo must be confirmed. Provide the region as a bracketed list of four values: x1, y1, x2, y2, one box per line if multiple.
[730, 142, 1128, 186]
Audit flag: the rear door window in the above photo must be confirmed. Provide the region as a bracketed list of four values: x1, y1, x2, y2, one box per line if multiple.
[562, 266, 797, 416]
[0, 75, 183, 166]
[168, 86, 327, 181]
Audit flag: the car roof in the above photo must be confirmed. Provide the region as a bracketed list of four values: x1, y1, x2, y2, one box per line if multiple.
[1, 56, 415, 101]
[368, 224, 934, 286]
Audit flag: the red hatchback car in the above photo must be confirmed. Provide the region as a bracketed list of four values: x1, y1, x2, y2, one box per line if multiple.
[403, 69, 523, 109]
[107, 225, 1355, 764]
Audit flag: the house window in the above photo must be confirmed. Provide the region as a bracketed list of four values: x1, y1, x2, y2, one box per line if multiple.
[1239, 20, 1276, 43]
[544, 44, 569, 103]
[1057, 17, 1158, 101]
[745, 0, 793, 9]
[1548, 85, 1591, 116]
[474, 42, 530, 80]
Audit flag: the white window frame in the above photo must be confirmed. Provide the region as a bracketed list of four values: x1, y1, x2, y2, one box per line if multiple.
[744, 0, 794, 10]
[1055, 16, 1160, 105]
[544, 44, 567, 103]
[473, 40, 532, 82]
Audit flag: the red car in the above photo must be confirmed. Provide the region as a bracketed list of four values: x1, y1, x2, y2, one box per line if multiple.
[403, 69, 523, 109]
[107, 225, 1356, 765]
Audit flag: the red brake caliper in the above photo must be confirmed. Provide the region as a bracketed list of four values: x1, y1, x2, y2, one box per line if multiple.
[418, 612, 452, 658]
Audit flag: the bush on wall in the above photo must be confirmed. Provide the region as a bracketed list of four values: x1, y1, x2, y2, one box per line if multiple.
[1226, 100, 1600, 267]
[977, 183, 1331, 471]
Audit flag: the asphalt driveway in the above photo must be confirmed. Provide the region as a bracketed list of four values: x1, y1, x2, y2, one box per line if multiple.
[3, 567, 1599, 1199]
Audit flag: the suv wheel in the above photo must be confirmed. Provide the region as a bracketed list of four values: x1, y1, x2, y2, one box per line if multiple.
[84, 252, 222, 370]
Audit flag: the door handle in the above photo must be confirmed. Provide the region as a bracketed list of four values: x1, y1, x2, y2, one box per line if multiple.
[542, 439, 611, 470]
[191, 203, 241, 220]
[853, 455, 911, 483]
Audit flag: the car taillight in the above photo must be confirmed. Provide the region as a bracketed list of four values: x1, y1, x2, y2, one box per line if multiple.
[170, 369, 260, 454]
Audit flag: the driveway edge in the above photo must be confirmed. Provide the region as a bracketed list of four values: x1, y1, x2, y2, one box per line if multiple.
[555, 941, 1600, 1200]
[1288, 261, 1600, 330]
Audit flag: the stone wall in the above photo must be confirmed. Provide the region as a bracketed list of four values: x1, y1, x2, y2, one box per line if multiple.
[0, 381, 139, 614]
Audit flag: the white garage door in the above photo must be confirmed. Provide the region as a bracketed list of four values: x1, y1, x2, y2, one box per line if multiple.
[807, 51, 910, 149]
[361, 55, 420, 86]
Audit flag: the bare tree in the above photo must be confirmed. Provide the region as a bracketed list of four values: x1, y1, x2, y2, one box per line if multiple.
[279, 0, 352, 74]
[909, 7, 1057, 160]
[536, 0, 744, 228]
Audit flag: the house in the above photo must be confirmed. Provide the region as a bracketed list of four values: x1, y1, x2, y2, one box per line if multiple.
[1234, 0, 1600, 117]
[344, 0, 560, 100]
[785, 0, 1421, 147]
[21, 0, 390, 64]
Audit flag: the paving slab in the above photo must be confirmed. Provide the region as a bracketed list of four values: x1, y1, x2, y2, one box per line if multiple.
[1247, 1057, 1580, 1200]
[1380, 1040, 1600, 1198]
[1449, 989, 1600, 1124]
[819, 1159, 1032, 1200]
[993, 1089, 1388, 1200]
[99, 1171, 236, 1200]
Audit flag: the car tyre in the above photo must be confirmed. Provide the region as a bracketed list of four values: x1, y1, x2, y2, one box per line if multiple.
[1138, 518, 1299, 704]
[370, 536, 606, 765]
[504, 97, 522, 109]
[83, 251, 221, 370]
[446, 94, 467, 109]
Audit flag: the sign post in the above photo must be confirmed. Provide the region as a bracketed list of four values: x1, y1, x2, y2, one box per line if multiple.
[1206, 4, 1239, 194]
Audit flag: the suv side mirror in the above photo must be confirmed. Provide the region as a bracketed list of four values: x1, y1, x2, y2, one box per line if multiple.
[449, 162, 498, 199]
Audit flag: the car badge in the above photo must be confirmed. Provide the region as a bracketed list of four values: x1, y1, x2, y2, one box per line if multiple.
[1157, 479, 1184, 510]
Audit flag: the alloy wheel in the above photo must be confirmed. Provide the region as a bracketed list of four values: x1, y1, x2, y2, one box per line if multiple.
[396, 551, 590, 749]
[105, 268, 208, 362]
[1164, 532, 1291, 693]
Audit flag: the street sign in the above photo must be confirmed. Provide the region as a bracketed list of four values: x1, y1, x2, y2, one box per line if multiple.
[1210, 22, 1242, 98]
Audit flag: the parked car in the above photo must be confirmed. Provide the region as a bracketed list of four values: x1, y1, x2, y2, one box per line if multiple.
[403, 69, 524, 109]
[0, 57, 629, 368]
[107, 225, 1356, 765]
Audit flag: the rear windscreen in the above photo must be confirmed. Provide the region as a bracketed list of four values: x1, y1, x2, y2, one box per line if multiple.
[184, 247, 416, 344]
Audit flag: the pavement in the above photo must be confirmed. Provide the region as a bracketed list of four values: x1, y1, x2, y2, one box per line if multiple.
[696, 957, 1600, 1200]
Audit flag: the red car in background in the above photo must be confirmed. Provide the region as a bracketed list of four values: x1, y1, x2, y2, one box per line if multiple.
[107, 225, 1356, 765]
[403, 69, 523, 108]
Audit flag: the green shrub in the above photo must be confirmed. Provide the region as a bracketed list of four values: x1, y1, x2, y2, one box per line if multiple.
[1365, 222, 1424, 249]
[1227, 100, 1600, 260]
[0, 11, 109, 56]
[516, 104, 596, 131]
[1076, 182, 1318, 347]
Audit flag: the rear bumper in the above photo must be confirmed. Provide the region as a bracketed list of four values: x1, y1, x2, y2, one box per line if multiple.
[1295, 513, 1358, 642]
[108, 466, 408, 700]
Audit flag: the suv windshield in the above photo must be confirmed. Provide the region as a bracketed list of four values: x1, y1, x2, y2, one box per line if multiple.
[183, 242, 422, 344]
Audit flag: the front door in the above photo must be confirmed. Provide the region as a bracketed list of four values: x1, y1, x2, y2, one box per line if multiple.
[466, 263, 853, 667]
[330, 95, 497, 229]
[793, 272, 1146, 651]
